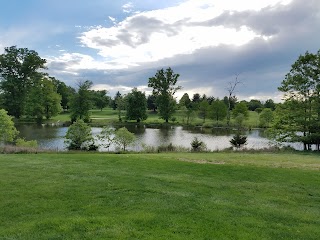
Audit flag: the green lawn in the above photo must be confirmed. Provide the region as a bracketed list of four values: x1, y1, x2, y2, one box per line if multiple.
[0, 152, 319, 239]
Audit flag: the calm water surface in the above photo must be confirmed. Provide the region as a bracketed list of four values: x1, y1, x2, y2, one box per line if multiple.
[16, 124, 299, 151]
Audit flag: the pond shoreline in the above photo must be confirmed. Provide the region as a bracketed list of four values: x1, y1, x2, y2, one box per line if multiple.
[14, 123, 301, 152]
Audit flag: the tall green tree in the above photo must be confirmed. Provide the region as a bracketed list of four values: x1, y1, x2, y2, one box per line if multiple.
[147, 94, 157, 112]
[51, 77, 75, 111]
[148, 67, 181, 122]
[126, 88, 147, 122]
[179, 93, 191, 109]
[210, 100, 227, 124]
[70, 80, 93, 122]
[111, 91, 122, 110]
[264, 99, 276, 110]
[0, 109, 19, 143]
[116, 94, 126, 122]
[198, 100, 210, 123]
[192, 93, 201, 103]
[259, 108, 274, 128]
[91, 90, 109, 111]
[233, 102, 249, 119]
[25, 78, 62, 123]
[274, 50, 320, 150]
[248, 99, 263, 111]
[0, 46, 47, 118]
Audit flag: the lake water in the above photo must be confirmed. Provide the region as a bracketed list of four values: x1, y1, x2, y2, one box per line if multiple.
[16, 124, 301, 151]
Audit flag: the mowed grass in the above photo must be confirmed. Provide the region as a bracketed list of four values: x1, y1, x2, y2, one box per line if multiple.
[1, 152, 319, 239]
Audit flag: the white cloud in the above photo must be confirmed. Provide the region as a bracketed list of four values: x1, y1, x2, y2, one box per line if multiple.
[122, 2, 134, 13]
[78, 0, 295, 71]
[47, 0, 318, 100]
[108, 16, 117, 24]
[47, 52, 129, 74]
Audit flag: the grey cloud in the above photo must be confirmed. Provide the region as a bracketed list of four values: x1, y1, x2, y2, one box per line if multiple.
[90, 36, 119, 47]
[49, 0, 320, 100]
[192, 0, 320, 36]
[83, 15, 187, 48]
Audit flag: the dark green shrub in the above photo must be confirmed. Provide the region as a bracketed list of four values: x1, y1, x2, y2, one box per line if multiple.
[191, 137, 206, 152]
[230, 133, 247, 148]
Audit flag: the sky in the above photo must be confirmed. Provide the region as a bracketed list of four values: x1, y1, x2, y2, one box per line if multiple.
[1, 0, 320, 102]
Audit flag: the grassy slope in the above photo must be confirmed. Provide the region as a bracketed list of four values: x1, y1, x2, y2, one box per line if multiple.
[0, 152, 319, 239]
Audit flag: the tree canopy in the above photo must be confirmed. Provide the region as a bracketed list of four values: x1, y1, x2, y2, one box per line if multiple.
[148, 67, 181, 122]
[126, 88, 147, 122]
[65, 119, 93, 150]
[0, 109, 19, 143]
[114, 127, 136, 151]
[0, 46, 47, 118]
[70, 80, 93, 122]
[273, 50, 320, 150]
[25, 78, 62, 123]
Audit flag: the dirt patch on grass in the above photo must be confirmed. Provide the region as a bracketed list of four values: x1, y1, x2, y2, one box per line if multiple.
[178, 158, 225, 165]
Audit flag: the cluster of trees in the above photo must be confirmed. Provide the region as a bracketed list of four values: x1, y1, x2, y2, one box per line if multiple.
[105, 67, 181, 123]
[272, 50, 320, 150]
[65, 119, 136, 151]
[0, 46, 275, 128]
[0, 46, 110, 123]
[176, 92, 276, 127]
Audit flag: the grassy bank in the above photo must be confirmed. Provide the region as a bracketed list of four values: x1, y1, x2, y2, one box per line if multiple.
[50, 108, 261, 128]
[0, 152, 319, 239]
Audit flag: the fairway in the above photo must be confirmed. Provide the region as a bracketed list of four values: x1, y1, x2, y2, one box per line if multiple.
[0, 152, 319, 239]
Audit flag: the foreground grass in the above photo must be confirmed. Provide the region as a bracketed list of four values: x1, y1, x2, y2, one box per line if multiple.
[0, 152, 319, 239]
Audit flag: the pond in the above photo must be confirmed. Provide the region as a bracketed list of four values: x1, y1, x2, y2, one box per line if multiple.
[15, 124, 300, 151]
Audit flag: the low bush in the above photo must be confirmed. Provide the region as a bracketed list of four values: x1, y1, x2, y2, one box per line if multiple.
[15, 138, 38, 148]
[191, 137, 207, 152]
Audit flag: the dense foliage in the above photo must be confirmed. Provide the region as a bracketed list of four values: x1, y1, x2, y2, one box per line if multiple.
[0, 109, 19, 143]
[65, 119, 93, 150]
[148, 68, 181, 122]
[0, 46, 47, 118]
[114, 127, 136, 151]
[125, 88, 147, 122]
[273, 50, 320, 150]
[70, 80, 93, 123]
[230, 133, 247, 148]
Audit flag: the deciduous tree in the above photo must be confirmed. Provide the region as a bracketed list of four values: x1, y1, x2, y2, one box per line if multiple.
[198, 100, 210, 123]
[0, 46, 47, 118]
[0, 109, 19, 143]
[259, 108, 274, 128]
[147, 94, 157, 112]
[274, 50, 320, 150]
[148, 68, 181, 122]
[51, 77, 75, 111]
[232, 102, 249, 119]
[126, 88, 147, 122]
[25, 78, 62, 123]
[210, 100, 227, 124]
[179, 93, 191, 109]
[91, 90, 109, 111]
[114, 127, 136, 151]
[70, 80, 93, 122]
[65, 119, 93, 150]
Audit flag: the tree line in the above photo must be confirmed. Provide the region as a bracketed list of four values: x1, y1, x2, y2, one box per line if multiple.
[0, 46, 276, 125]
[1, 45, 320, 150]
